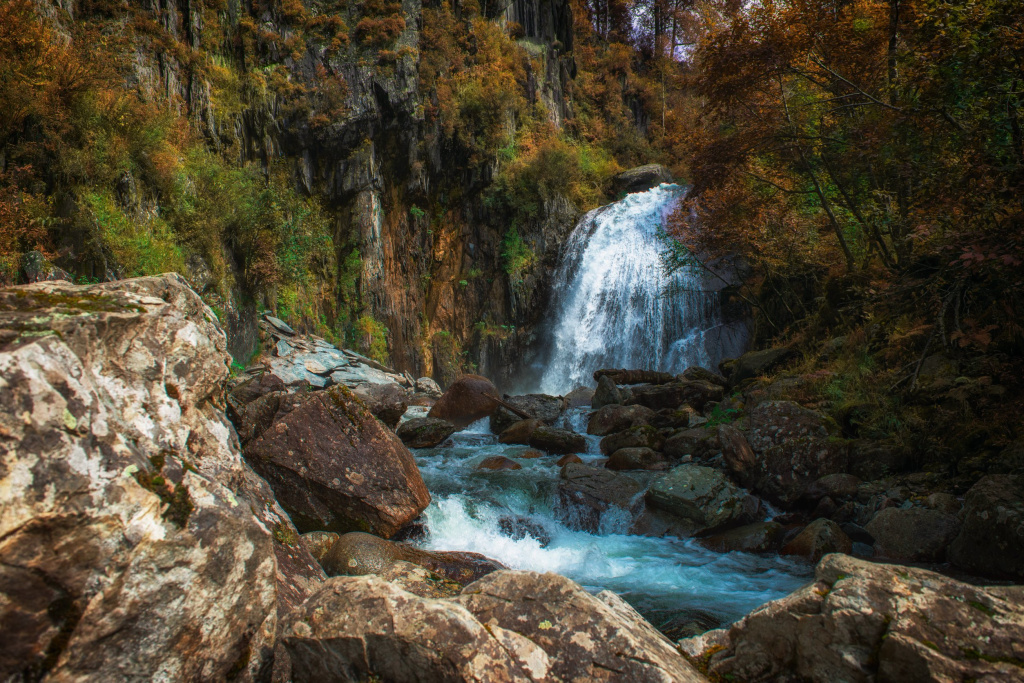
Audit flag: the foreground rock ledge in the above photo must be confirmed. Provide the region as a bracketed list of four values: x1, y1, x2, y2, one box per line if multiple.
[0, 275, 291, 681]
[282, 570, 704, 682]
[687, 553, 1024, 682]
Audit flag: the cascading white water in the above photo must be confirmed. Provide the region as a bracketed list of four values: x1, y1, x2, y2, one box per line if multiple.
[537, 184, 724, 394]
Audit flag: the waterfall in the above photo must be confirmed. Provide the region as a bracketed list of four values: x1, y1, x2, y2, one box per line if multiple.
[536, 184, 732, 395]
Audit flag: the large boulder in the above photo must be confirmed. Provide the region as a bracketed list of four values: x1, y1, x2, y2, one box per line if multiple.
[458, 571, 704, 682]
[320, 532, 504, 586]
[866, 507, 960, 563]
[351, 382, 408, 428]
[396, 416, 457, 448]
[428, 374, 517, 429]
[646, 465, 759, 534]
[699, 554, 1024, 682]
[280, 576, 543, 682]
[609, 163, 675, 195]
[529, 425, 587, 454]
[746, 401, 849, 505]
[600, 425, 665, 454]
[949, 475, 1024, 579]
[490, 393, 565, 434]
[245, 385, 431, 536]
[557, 464, 645, 532]
[587, 404, 655, 436]
[0, 276, 286, 680]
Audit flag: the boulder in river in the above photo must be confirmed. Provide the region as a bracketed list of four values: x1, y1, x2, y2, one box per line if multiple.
[600, 425, 665, 454]
[244, 385, 431, 537]
[696, 553, 1024, 683]
[564, 386, 595, 407]
[396, 416, 458, 448]
[458, 570, 705, 682]
[428, 374, 528, 429]
[646, 465, 759, 534]
[498, 418, 544, 445]
[607, 447, 669, 471]
[587, 403, 655, 436]
[529, 425, 587, 454]
[490, 393, 565, 434]
[557, 453, 584, 467]
[320, 532, 504, 586]
[780, 518, 852, 562]
[948, 474, 1024, 580]
[0, 275, 285, 680]
[557, 463, 645, 532]
[592, 374, 626, 409]
[865, 507, 960, 563]
[700, 522, 785, 554]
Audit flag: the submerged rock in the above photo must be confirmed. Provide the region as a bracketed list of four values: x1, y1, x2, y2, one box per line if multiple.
[244, 386, 431, 537]
[699, 554, 1024, 683]
[557, 463, 645, 532]
[478, 456, 523, 471]
[396, 416, 458, 448]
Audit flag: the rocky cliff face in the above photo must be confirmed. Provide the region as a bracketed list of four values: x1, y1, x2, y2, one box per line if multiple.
[27, 0, 582, 387]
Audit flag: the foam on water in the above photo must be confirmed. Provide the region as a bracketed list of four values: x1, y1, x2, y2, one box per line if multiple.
[413, 437, 811, 636]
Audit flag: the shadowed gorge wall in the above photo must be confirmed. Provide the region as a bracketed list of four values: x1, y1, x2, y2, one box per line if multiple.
[1, 0, 665, 385]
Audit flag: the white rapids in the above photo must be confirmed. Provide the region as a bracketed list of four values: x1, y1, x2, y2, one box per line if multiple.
[412, 418, 810, 638]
